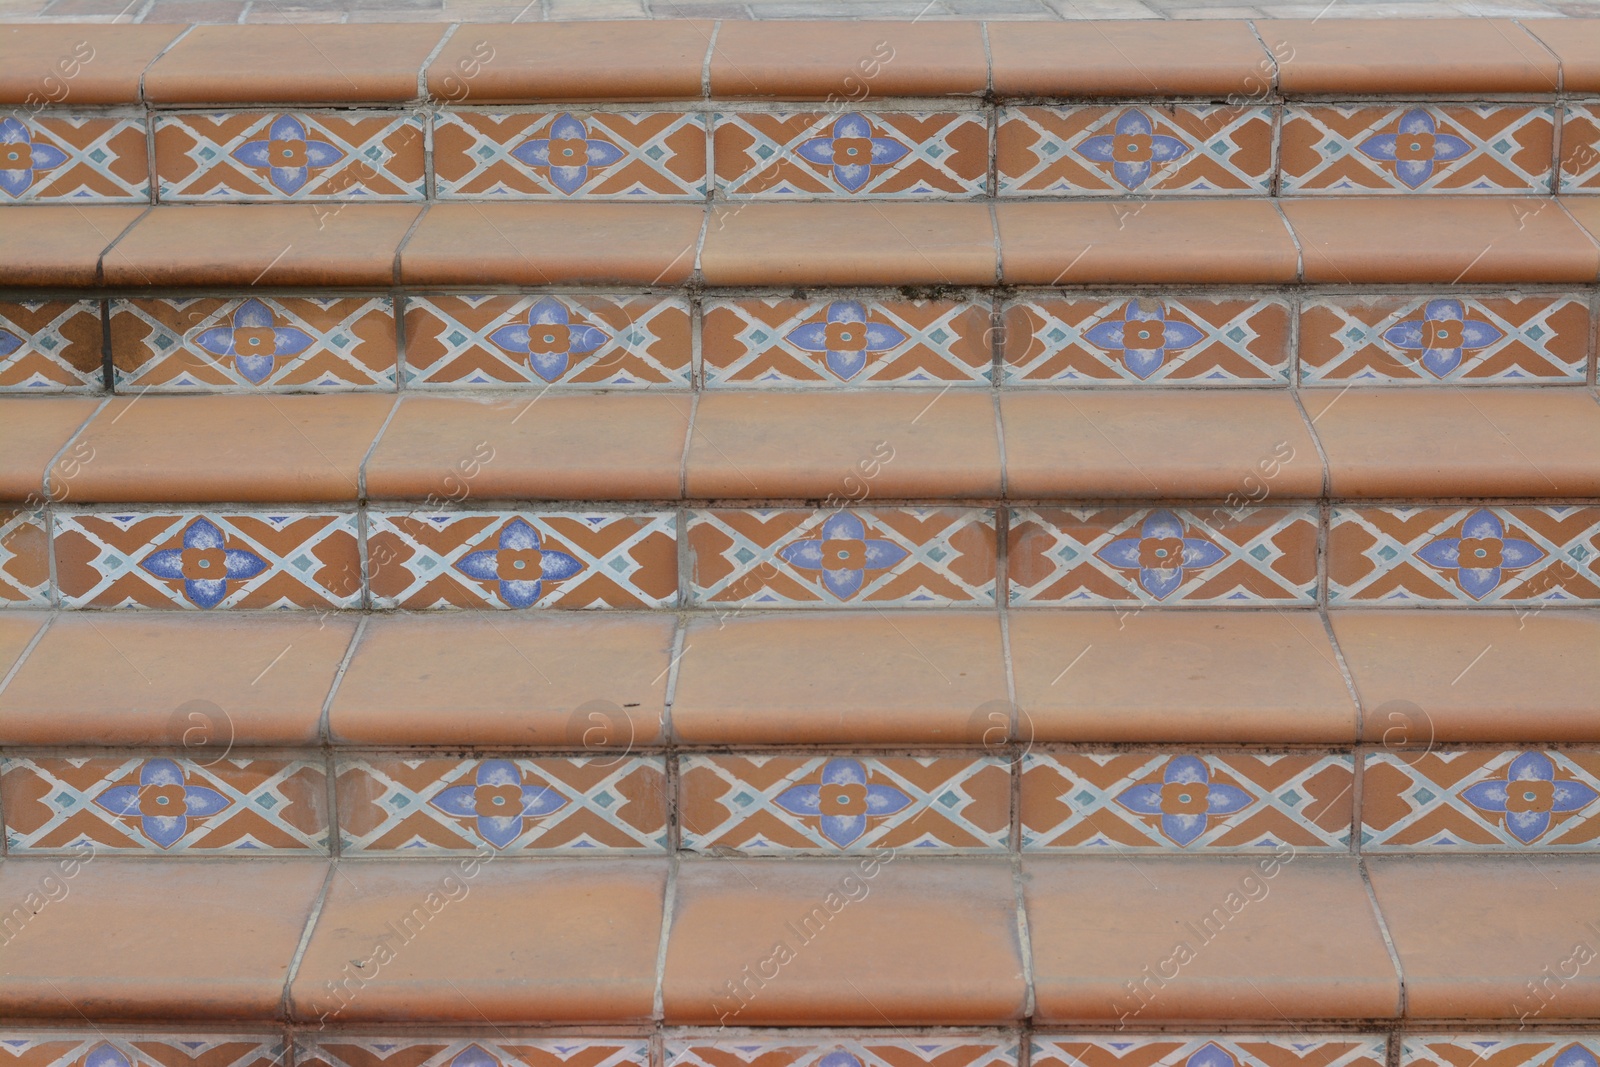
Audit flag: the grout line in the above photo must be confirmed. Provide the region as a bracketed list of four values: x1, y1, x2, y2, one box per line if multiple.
[652, 850, 681, 1023]
[318, 615, 368, 749]
[1011, 853, 1036, 1022]
[356, 393, 405, 503]
[94, 204, 155, 288]
[662, 612, 689, 751]
[97, 297, 113, 395]
[701, 21, 720, 101]
[280, 861, 338, 1025]
[418, 23, 460, 103]
[1359, 856, 1408, 1022]
[0, 613, 55, 706]
[38, 395, 109, 514]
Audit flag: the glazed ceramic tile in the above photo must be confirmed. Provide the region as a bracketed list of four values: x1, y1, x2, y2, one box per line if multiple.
[1280, 104, 1554, 194]
[997, 105, 1273, 196]
[304, 1039, 650, 1067]
[110, 296, 397, 391]
[0, 112, 148, 201]
[367, 511, 679, 610]
[0, 508, 50, 606]
[0, 300, 104, 392]
[1405, 1038, 1599, 1067]
[1008, 507, 1319, 606]
[688, 508, 998, 608]
[403, 294, 691, 388]
[0, 1034, 285, 1067]
[715, 110, 988, 198]
[679, 754, 1011, 852]
[1299, 295, 1589, 383]
[1020, 752, 1354, 851]
[337, 755, 668, 853]
[54, 511, 363, 610]
[1559, 104, 1600, 191]
[669, 1036, 1016, 1067]
[703, 297, 992, 387]
[1363, 750, 1600, 850]
[1328, 506, 1600, 604]
[1, 754, 329, 852]
[1034, 1037, 1385, 1067]
[435, 110, 706, 199]
[1002, 295, 1291, 384]
[154, 111, 425, 200]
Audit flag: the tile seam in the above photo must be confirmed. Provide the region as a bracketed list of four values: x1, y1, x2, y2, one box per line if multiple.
[662, 612, 689, 753]
[356, 393, 405, 503]
[93, 203, 155, 288]
[1011, 852, 1036, 1023]
[391, 201, 431, 289]
[318, 614, 368, 749]
[1358, 856, 1408, 1023]
[1509, 18, 1564, 96]
[417, 23, 460, 104]
[677, 390, 699, 502]
[0, 612, 53, 706]
[137, 24, 194, 105]
[38, 394, 109, 517]
[1245, 19, 1283, 96]
[279, 859, 338, 1025]
[652, 850, 681, 1023]
[701, 21, 720, 102]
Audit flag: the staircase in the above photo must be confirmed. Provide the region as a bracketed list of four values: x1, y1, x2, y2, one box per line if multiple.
[1, 15, 1599, 1067]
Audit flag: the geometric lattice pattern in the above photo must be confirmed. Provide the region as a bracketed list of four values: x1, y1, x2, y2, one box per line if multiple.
[435, 111, 706, 198]
[669, 1036, 1017, 1067]
[1034, 1036, 1386, 1067]
[1405, 1037, 1600, 1067]
[0, 508, 50, 605]
[1558, 105, 1600, 192]
[303, 1039, 649, 1067]
[0, 111, 148, 201]
[0, 299, 104, 391]
[0, 1034, 285, 1067]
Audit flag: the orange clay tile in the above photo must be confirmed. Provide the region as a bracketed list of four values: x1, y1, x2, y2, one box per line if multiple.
[1009, 610, 1357, 745]
[988, 21, 1272, 98]
[1256, 19, 1559, 95]
[0, 508, 48, 606]
[0, 25, 181, 105]
[55, 394, 393, 503]
[0, 396, 100, 502]
[425, 22, 713, 102]
[0, 613, 355, 747]
[289, 858, 666, 1024]
[684, 391, 1001, 500]
[996, 201, 1298, 286]
[662, 856, 1024, 1025]
[0, 206, 143, 288]
[0, 611, 45, 681]
[1305, 388, 1600, 499]
[363, 394, 690, 501]
[708, 22, 986, 99]
[1024, 854, 1401, 1023]
[142, 25, 448, 104]
[1526, 20, 1600, 93]
[1330, 609, 1600, 744]
[670, 612, 1007, 746]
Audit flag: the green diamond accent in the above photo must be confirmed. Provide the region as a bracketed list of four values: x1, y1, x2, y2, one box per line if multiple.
[1281, 789, 1302, 806]
[926, 546, 947, 562]
[448, 330, 469, 347]
[1226, 326, 1247, 343]
[608, 557, 629, 574]
[89, 148, 108, 164]
[929, 328, 949, 344]
[734, 546, 756, 564]
[256, 795, 279, 810]
[1377, 545, 1398, 561]
[1413, 787, 1436, 804]
[645, 144, 665, 161]
[1250, 544, 1271, 561]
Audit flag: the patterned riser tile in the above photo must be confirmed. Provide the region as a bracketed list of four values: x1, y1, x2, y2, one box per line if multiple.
[668, 1035, 1017, 1067]
[1559, 105, 1600, 193]
[0, 1034, 286, 1067]
[0, 508, 49, 606]
[0, 300, 104, 392]
[0, 111, 149, 202]
[1405, 1038, 1600, 1067]
[1033, 1037, 1386, 1067]
[300, 1039, 651, 1067]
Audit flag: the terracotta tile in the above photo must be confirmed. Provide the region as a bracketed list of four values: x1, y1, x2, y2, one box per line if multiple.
[425, 22, 712, 102]
[1558, 104, 1600, 192]
[1527, 20, 1600, 93]
[0, 1033, 285, 1067]
[0, 26, 181, 106]
[1306, 388, 1600, 498]
[1367, 855, 1600, 1019]
[400, 202, 703, 286]
[0, 611, 46, 680]
[327, 613, 671, 747]
[700, 202, 996, 286]
[1407, 1039, 1600, 1067]
[0, 856, 325, 1021]
[988, 21, 1272, 97]
[364, 394, 688, 501]
[662, 856, 1025, 1025]
[290, 858, 665, 1024]
[142, 25, 448, 103]
[0, 396, 99, 502]
[1282, 198, 1600, 284]
[0, 111, 149, 202]
[311, 1039, 646, 1067]
[671, 612, 1006, 746]
[996, 201, 1297, 285]
[1331, 609, 1600, 744]
[1035, 1037, 1383, 1067]
[0, 508, 50, 606]
[0, 299, 104, 393]
[670, 1037, 1016, 1067]
[1010, 611, 1356, 744]
[0, 205, 143, 287]
[57, 394, 391, 502]
[708, 22, 986, 98]
[102, 204, 420, 288]
[1025, 854, 1399, 1023]
[686, 391, 1000, 499]
[1256, 19, 1559, 94]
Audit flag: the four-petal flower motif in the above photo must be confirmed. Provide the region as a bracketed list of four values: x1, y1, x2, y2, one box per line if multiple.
[1083, 300, 1205, 379]
[0, 326, 22, 360]
[488, 297, 611, 382]
[449, 1048, 500, 1067]
[139, 518, 268, 608]
[93, 758, 231, 848]
[783, 300, 909, 380]
[1115, 756, 1254, 846]
[0, 117, 67, 198]
[193, 298, 315, 384]
[796, 114, 911, 192]
[232, 115, 347, 195]
[1076, 109, 1191, 191]
[1461, 752, 1600, 844]
[773, 758, 913, 847]
[455, 518, 584, 608]
[1185, 1045, 1238, 1067]
[1380, 299, 1505, 377]
[780, 511, 909, 600]
[1552, 1048, 1600, 1067]
[1356, 109, 1471, 189]
[511, 113, 625, 195]
[428, 760, 568, 848]
[1094, 511, 1226, 600]
[82, 1045, 132, 1067]
[1416, 508, 1545, 600]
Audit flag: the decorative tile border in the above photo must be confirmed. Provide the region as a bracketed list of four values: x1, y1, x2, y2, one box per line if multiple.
[0, 300, 104, 392]
[1558, 104, 1600, 193]
[305, 1038, 651, 1067]
[1404, 1037, 1600, 1067]
[0, 1034, 287, 1067]
[0, 508, 50, 606]
[0, 111, 148, 202]
[669, 1036, 1017, 1067]
[1034, 1037, 1386, 1067]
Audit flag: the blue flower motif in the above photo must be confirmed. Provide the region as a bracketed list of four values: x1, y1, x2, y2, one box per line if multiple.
[1553, 1048, 1599, 1067]
[1416, 509, 1545, 601]
[193, 298, 315, 384]
[1115, 756, 1253, 846]
[1357, 109, 1471, 189]
[1076, 109, 1191, 190]
[455, 518, 583, 608]
[817, 1055, 863, 1067]
[1094, 510, 1226, 600]
[796, 114, 911, 192]
[0, 327, 22, 359]
[511, 113, 625, 195]
[139, 518, 268, 608]
[429, 759, 568, 849]
[83, 1046, 131, 1067]
[449, 1048, 500, 1067]
[773, 758, 912, 847]
[783, 300, 909, 380]
[1185, 1045, 1237, 1067]
[780, 511, 909, 600]
[1380, 299, 1506, 377]
[93, 758, 231, 848]
[1461, 752, 1599, 844]
[1083, 300, 1205, 380]
[232, 115, 347, 195]
[488, 297, 610, 382]
[0, 117, 67, 198]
